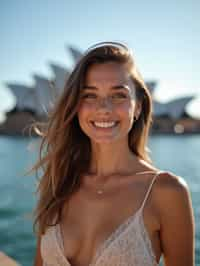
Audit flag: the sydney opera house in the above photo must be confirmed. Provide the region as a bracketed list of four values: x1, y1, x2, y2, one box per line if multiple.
[0, 46, 199, 135]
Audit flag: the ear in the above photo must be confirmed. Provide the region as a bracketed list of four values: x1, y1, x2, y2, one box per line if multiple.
[135, 101, 142, 119]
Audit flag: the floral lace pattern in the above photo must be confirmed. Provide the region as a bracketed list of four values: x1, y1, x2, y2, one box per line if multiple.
[41, 171, 164, 266]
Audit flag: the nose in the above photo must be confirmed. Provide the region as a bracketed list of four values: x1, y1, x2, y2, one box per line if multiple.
[96, 97, 113, 113]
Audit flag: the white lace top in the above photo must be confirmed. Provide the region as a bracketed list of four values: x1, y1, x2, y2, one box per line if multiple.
[41, 171, 163, 266]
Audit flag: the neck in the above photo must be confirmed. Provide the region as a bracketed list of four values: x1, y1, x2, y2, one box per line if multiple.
[89, 139, 139, 177]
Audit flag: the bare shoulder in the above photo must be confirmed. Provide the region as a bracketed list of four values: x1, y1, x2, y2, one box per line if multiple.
[154, 171, 193, 219]
[154, 171, 195, 265]
[157, 171, 189, 194]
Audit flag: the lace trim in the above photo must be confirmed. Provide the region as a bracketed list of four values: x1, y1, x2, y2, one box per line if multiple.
[53, 225, 70, 265]
[42, 208, 158, 266]
[90, 209, 141, 265]
[138, 213, 158, 265]
[42, 170, 164, 265]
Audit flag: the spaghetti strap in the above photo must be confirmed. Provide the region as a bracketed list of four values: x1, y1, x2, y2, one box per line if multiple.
[140, 170, 163, 212]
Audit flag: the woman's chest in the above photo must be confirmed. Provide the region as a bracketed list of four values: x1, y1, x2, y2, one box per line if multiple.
[59, 186, 161, 265]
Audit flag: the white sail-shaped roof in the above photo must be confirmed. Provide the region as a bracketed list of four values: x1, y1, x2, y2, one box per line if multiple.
[33, 75, 55, 115]
[6, 83, 37, 112]
[5, 44, 196, 120]
[153, 96, 194, 118]
[50, 63, 70, 94]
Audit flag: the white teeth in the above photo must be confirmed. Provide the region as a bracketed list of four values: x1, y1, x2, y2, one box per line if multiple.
[93, 121, 117, 128]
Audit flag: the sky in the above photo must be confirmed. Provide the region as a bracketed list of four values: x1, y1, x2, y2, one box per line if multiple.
[0, 0, 200, 122]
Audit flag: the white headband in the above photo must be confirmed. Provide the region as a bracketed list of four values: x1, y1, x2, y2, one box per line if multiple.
[84, 41, 132, 56]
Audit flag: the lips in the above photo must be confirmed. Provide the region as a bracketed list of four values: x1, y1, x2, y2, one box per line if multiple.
[91, 121, 119, 128]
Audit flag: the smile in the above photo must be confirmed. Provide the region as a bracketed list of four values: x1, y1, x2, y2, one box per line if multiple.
[91, 121, 119, 128]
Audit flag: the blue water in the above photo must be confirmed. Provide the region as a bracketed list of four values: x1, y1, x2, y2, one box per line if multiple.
[0, 135, 199, 265]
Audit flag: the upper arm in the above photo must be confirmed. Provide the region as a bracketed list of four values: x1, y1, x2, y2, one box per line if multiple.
[33, 236, 43, 266]
[157, 172, 195, 266]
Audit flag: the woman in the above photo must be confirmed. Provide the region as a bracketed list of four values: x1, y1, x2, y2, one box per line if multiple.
[33, 42, 195, 266]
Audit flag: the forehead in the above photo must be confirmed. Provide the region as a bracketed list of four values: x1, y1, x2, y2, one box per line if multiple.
[84, 62, 131, 85]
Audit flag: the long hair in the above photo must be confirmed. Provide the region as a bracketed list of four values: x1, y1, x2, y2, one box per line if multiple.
[31, 42, 153, 236]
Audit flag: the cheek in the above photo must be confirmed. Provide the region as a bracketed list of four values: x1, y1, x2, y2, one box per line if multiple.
[77, 102, 94, 120]
[118, 101, 135, 118]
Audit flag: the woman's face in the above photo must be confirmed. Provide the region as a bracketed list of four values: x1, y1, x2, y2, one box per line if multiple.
[77, 61, 141, 144]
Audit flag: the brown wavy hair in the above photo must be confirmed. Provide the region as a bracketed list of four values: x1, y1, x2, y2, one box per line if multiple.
[31, 42, 153, 236]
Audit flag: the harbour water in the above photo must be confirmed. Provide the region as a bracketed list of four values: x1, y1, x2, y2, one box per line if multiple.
[0, 135, 199, 265]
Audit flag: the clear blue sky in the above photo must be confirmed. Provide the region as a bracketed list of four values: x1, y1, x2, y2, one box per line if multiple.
[0, 0, 200, 120]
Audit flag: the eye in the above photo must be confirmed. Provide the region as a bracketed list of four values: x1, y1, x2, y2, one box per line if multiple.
[112, 93, 127, 99]
[81, 93, 97, 99]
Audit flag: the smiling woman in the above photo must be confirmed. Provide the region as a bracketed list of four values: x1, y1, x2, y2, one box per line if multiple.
[31, 42, 195, 266]
[77, 61, 142, 145]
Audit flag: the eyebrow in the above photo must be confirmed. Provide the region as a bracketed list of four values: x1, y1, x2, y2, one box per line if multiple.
[82, 85, 130, 91]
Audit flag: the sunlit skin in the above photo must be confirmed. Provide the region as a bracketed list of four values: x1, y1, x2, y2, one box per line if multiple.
[77, 62, 142, 177]
[34, 61, 195, 266]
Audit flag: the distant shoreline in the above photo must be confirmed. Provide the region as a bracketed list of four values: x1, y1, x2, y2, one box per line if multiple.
[0, 111, 200, 136]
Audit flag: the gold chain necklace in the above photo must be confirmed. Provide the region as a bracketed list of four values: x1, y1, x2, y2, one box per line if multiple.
[94, 170, 157, 195]
[97, 188, 104, 195]
[91, 177, 108, 195]
[96, 180, 106, 195]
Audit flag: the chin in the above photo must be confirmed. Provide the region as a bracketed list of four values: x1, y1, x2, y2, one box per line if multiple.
[90, 135, 123, 145]
[93, 139, 116, 144]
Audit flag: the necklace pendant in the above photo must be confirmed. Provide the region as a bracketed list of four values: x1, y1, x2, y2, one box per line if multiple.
[97, 189, 103, 194]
